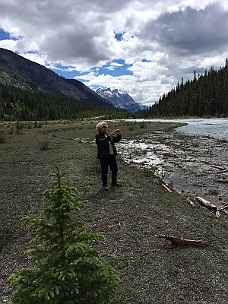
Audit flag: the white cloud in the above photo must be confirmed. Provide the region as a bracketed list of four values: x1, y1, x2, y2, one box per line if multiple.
[0, 39, 17, 50]
[21, 52, 47, 66]
[0, 0, 228, 105]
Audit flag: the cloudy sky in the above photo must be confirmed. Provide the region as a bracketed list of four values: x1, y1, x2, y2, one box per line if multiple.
[1, 0, 228, 106]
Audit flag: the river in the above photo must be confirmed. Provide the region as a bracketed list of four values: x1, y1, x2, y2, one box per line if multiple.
[127, 118, 228, 141]
[120, 118, 228, 210]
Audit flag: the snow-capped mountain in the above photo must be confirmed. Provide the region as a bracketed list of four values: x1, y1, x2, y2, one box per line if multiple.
[96, 87, 146, 112]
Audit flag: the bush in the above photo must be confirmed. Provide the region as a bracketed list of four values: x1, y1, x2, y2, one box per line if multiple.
[8, 167, 121, 304]
[128, 124, 134, 131]
[143, 165, 158, 177]
[0, 129, 6, 143]
[39, 140, 50, 150]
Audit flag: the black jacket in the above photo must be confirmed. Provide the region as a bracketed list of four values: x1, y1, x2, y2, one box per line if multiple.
[96, 132, 121, 159]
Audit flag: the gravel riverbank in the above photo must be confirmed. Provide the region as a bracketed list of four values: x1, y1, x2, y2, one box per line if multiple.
[118, 129, 228, 211]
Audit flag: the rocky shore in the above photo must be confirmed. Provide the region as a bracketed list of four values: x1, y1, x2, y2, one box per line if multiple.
[118, 129, 228, 211]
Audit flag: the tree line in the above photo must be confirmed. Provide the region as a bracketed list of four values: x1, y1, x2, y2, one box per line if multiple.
[2, 59, 227, 121]
[135, 60, 228, 118]
[0, 83, 127, 121]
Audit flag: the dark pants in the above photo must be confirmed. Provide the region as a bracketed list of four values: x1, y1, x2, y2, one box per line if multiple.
[100, 156, 118, 186]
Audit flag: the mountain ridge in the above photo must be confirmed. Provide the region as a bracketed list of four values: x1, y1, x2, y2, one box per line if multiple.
[0, 48, 113, 108]
[96, 87, 146, 112]
[0, 48, 145, 113]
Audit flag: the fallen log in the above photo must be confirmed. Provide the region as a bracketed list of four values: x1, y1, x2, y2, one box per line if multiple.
[187, 197, 195, 208]
[211, 165, 225, 170]
[196, 196, 217, 211]
[219, 202, 228, 211]
[221, 201, 228, 207]
[154, 234, 207, 246]
[219, 205, 228, 211]
[196, 196, 220, 217]
[162, 182, 172, 192]
[214, 179, 228, 184]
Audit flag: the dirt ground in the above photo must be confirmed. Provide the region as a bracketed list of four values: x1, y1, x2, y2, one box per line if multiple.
[1, 121, 227, 304]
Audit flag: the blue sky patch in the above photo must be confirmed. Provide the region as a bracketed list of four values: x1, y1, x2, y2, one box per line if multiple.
[51, 59, 133, 80]
[101, 59, 133, 77]
[114, 32, 125, 41]
[0, 28, 11, 40]
[0, 28, 23, 41]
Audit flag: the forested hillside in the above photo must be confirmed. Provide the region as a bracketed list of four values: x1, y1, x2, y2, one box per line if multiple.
[136, 60, 228, 118]
[0, 83, 126, 121]
[0, 48, 112, 105]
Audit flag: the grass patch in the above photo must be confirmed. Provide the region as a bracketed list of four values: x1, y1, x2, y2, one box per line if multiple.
[0, 120, 227, 303]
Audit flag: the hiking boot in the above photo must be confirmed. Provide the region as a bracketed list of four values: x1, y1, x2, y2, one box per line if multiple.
[102, 185, 109, 191]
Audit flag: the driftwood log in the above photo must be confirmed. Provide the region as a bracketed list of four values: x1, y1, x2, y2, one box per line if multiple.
[219, 202, 228, 211]
[187, 197, 195, 208]
[221, 201, 228, 207]
[214, 179, 228, 184]
[162, 182, 172, 192]
[196, 196, 217, 211]
[211, 165, 226, 171]
[196, 196, 220, 217]
[155, 234, 208, 246]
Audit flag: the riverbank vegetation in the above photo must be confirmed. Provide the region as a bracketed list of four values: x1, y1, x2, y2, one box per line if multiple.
[1, 120, 227, 303]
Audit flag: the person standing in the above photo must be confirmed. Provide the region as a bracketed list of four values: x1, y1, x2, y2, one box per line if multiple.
[96, 121, 122, 190]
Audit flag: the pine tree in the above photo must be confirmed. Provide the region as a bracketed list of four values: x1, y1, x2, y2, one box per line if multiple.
[8, 167, 121, 304]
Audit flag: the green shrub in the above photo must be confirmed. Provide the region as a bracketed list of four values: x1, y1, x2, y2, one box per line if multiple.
[7, 127, 14, 135]
[8, 167, 121, 304]
[0, 129, 6, 143]
[34, 120, 43, 128]
[128, 124, 134, 131]
[0, 224, 12, 252]
[140, 122, 146, 128]
[16, 120, 24, 135]
[39, 140, 50, 150]
[143, 165, 158, 177]
[143, 165, 170, 181]
[156, 168, 170, 181]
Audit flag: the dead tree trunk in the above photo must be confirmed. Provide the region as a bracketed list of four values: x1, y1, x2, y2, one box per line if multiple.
[155, 234, 207, 246]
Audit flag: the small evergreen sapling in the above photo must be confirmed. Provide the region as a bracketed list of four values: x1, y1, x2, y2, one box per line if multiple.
[8, 167, 121, 304]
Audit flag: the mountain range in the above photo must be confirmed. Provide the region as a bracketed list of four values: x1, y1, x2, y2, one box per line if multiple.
[96, 87, 146, 112]
[0, 48, 144, 112]
[0, 48, 113, 108]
